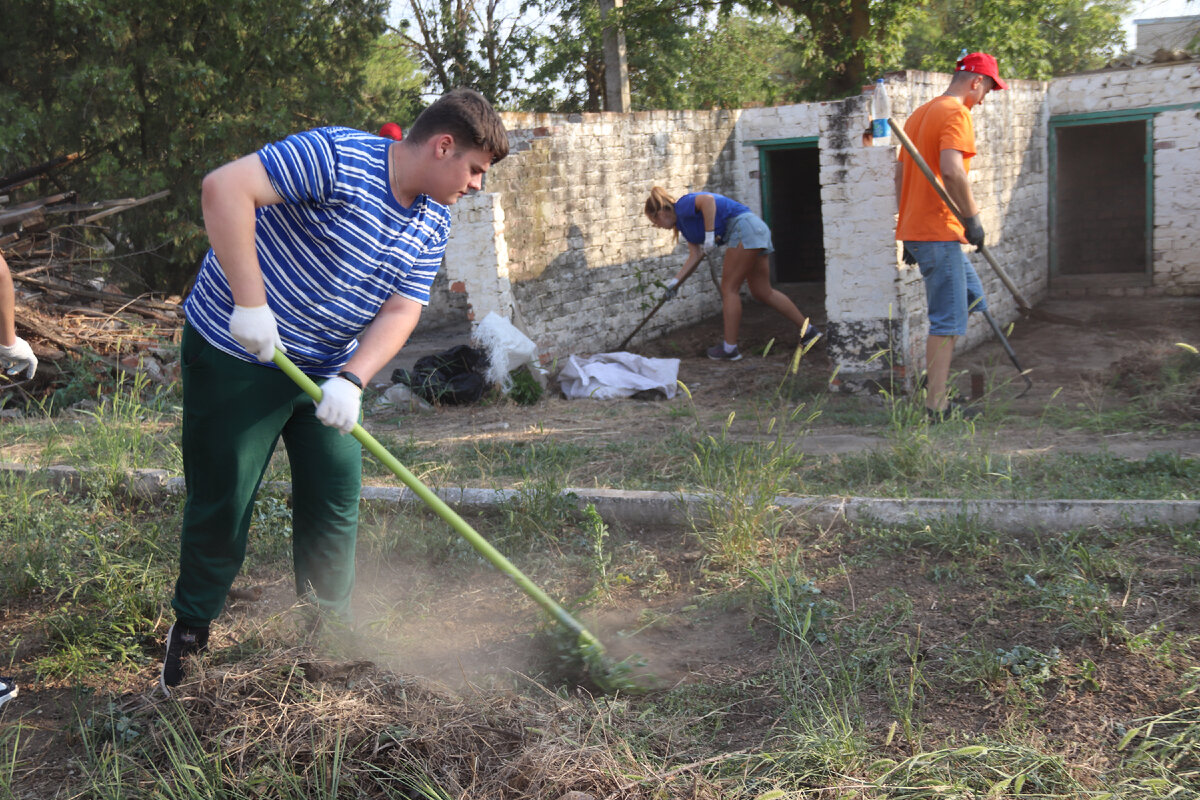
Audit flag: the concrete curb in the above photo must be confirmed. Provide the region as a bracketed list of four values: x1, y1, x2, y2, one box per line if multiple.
[4, 461, 1197, 534]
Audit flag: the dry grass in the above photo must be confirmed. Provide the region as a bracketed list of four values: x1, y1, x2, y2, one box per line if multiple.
[146, 645, 728, 800]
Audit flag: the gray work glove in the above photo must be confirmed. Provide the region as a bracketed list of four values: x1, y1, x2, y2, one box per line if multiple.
[0, 336, 37, 379]
[229, 303, 286, 363]
[962, 215, 985, 250]
[316, 375, 362, 434]
[702, 231, 716, 254]
[662, 277, 680, 300]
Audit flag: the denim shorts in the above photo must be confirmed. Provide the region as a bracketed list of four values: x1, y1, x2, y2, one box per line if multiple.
[724, 212, 774, 254]
[905, 240, 987, 336]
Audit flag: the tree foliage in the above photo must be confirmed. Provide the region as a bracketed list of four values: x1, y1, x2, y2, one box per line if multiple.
[364, 32, 428, 128]
[519, 0, 792, 112]
[395, 0, 540, 106]
[0, 0, 394, 292]
[632, 13, 796, 110]
[739, 0, 919, 100]
[903, 0, 1133, 79]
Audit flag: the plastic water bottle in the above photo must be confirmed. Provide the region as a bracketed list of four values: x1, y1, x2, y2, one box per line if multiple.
[871, 78, 891, 145]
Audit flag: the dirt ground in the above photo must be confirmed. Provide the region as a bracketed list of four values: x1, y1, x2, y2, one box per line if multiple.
[3, 294, 1198, 798]
[383, 291, 1200, 462]
[340, 290, 1200, 692]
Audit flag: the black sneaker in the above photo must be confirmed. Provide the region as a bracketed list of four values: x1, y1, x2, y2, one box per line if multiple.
[926, 401, 982, 423]
[706, 343, 742, 361]
[0, 677, 16, 709]
[799, 324, 823, 349]
[160, 622, 210, 696]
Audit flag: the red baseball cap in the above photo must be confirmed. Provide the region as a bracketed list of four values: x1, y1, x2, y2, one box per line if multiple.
[379, 122, 404, 140]
[956, 52, 1007, 90]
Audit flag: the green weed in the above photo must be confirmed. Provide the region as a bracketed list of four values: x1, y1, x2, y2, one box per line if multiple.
[1115, 706, 1200, 794]
[871, 742, 1083, 797]
[995, 644, 1062, 690]
[687, 409, 809, 565]
[494, 472, 578, 553]
[38, 370, 182, 492]
[0, 723, 22, 800]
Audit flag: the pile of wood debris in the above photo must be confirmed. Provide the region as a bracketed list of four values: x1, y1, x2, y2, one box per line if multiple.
[1, 154, 182, 400]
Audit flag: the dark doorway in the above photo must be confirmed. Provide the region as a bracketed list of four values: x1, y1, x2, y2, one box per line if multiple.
[1054, 120, 1148, 277]
[762, 146, 825, 283]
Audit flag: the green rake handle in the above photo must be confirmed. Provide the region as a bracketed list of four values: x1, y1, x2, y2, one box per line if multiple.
[273, 349, 604, 655]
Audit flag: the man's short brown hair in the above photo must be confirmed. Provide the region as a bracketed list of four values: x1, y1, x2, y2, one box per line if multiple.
[405, 88, 509, 164]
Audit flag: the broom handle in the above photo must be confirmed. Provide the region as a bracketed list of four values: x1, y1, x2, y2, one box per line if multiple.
[618, 251, 717, 351]
[889, 117, 1033, 312]
[273, 349, 604, 654]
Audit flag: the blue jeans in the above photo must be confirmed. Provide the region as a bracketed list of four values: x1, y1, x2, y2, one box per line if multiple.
[905, 241, 987, 336]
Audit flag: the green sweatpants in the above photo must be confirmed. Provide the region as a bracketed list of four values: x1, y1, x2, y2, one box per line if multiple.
[171, 323, 362, 628]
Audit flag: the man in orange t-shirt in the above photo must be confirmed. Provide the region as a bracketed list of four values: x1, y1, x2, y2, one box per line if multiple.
[895, 52, 1006, 422]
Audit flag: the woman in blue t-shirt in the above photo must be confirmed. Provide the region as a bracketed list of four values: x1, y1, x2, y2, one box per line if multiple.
[644, 186, 821, 361]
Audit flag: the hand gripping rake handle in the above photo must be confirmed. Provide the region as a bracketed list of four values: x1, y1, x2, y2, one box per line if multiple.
[618, 251, 719, 351]
[273, 349, 604, 656]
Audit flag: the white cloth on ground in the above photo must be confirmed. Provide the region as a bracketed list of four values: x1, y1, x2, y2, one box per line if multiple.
[559, 352, 681, 400]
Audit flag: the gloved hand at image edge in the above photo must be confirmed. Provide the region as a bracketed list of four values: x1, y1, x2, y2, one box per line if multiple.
[0, 337, 37, 378]
[230, 303, 286, 363]
[962, 215, 986, 250]
[316, 375, 363, 434]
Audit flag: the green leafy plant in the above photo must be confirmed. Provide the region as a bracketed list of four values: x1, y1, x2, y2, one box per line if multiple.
[996, 644, 1061, 689]
[507, 366, 544, 406]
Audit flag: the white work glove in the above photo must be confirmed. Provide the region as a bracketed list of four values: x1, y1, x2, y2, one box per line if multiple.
[702, 230, 716, 254]
[662, 277, 680, 300]
[316, 375, 362, 434]
[0, 337, 37, 379]
[229, 303, 286, 363]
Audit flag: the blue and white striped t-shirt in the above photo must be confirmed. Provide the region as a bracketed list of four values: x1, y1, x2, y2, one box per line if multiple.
[184, 126, 451, 376]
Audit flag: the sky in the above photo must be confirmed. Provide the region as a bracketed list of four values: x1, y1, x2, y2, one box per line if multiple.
[1123, 0, 1198, 46]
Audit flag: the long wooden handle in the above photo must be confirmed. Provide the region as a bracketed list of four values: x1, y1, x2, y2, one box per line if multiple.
[619, 258, 706, 350]
[889, 117, 1033, 312]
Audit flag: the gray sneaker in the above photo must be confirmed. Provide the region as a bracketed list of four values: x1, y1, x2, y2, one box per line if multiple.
[706, 344, 742, 361]
[0, 678, 16, 709]
[800, 324, 823, 348]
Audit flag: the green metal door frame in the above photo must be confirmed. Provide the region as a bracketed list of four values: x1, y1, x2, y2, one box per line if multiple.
[1049, 111, 1154, 279]
[746, 136, 819, 229]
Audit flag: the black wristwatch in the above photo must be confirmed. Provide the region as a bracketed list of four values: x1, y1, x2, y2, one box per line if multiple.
[337, 370, 363, 390]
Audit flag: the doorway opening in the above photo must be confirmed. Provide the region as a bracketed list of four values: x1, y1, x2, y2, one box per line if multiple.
[758, 140, 825, 284]
[1051, 116, 1151, 285]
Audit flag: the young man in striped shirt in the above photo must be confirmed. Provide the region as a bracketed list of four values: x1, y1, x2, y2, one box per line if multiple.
[161, 89, 508, 695]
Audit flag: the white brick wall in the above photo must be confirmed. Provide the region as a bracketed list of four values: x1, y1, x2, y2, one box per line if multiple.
[434, 62, 1194, 377]
[446, 109, 739, 359]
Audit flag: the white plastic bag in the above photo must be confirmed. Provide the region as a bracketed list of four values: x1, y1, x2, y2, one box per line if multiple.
[472, 312, 539, 391]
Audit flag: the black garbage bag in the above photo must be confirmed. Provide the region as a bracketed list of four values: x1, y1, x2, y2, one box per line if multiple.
[391, 344, 489, 405]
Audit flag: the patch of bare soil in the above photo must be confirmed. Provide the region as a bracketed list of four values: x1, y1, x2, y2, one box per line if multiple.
[375, 293, 1200, 464]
